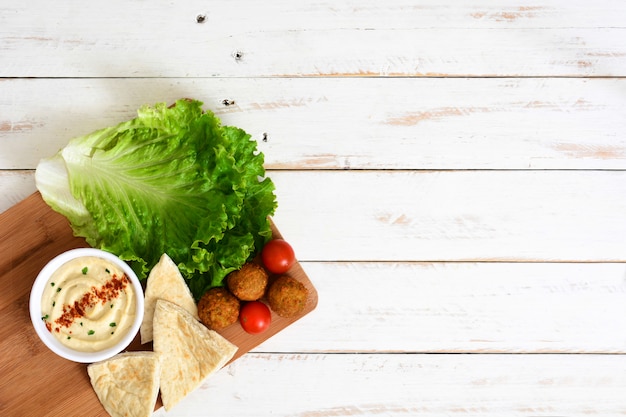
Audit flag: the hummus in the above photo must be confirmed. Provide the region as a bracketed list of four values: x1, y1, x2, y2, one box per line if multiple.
[41, 256, 137, 352]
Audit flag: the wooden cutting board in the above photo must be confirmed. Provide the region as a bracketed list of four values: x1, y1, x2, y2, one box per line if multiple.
[0, 192, 317, 417]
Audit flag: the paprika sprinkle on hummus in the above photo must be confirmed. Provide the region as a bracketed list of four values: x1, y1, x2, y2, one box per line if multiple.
[54, 273, 129, 329]
[41, 256, 137, 352]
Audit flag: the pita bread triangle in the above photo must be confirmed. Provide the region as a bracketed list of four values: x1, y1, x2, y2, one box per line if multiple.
[87, 351, 161, 417]
[153, 299, 238, 411]
[141, 253, 199, 344]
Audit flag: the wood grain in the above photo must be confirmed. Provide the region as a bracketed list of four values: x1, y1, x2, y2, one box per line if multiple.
[0, 193, 316, 416]
[1, 1, 625, 77]
[152, 352, 626, 417]
[2, 78, 626, 171]
[254, 262, 626, 354]
[269, 170, 626, 263]
[0, 194, 97, 417]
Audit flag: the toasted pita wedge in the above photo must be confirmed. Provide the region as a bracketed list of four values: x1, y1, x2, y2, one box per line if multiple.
[153, 299, 238, 411]
[87, 351, 161, 417]
[141, 253, 198, 344]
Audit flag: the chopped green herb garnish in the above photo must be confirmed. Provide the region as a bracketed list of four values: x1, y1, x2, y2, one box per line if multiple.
[56, 287, 62, 292]
[41, 314, 49, 320]
[67, 336, 71, 340]
[50, 282, 55, 287]
[88, 330, 95, 335]
[80, 322, 83, 326]
[52, 301, 55, 307]
[82, 267, 88, 274]
[105, 268, 110, 273]
[111, 332, 115, 335]
[110, 304, 114, 309]
[109, 322, 116, 327]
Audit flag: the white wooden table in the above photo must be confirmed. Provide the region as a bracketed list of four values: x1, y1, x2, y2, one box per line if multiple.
[3, 1, 626, 415]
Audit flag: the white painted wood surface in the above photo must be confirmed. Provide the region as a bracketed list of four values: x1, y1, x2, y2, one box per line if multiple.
[154, 353, 626, 417]
[2, 1, 626, 416]
[2, 1, 626, 77]
[3, 78, 626, 170]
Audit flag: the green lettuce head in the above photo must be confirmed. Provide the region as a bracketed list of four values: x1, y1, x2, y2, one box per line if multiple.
[35, 99, 277, 300]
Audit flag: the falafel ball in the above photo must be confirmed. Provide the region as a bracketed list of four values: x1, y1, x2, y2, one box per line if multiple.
[227, 262, 269, 301]
[197, 287, 240, 330]
[267, 275, 308, 318]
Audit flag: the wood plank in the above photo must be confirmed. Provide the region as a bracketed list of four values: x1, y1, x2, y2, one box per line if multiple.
[5, 0, 626, 34]
[1, 1, 625, 77]
[1, 170, 625, 263]
[268, 170, 626, 263]
[2, 78, 626, 170]
[152, 352, 626, 417]
[253, 262, 626, 354]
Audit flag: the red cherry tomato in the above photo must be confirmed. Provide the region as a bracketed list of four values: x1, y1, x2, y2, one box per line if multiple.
[239, 301, 272, 334]
[261, 239, 296, 274]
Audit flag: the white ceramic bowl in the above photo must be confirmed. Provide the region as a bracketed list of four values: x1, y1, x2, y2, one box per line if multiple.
[29, 248, 144, 363]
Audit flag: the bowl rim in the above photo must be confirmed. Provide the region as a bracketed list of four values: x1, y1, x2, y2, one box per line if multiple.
[29, 248, 144, 363]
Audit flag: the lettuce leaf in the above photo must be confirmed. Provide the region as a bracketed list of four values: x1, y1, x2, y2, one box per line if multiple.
[35, 99, 276, 299]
